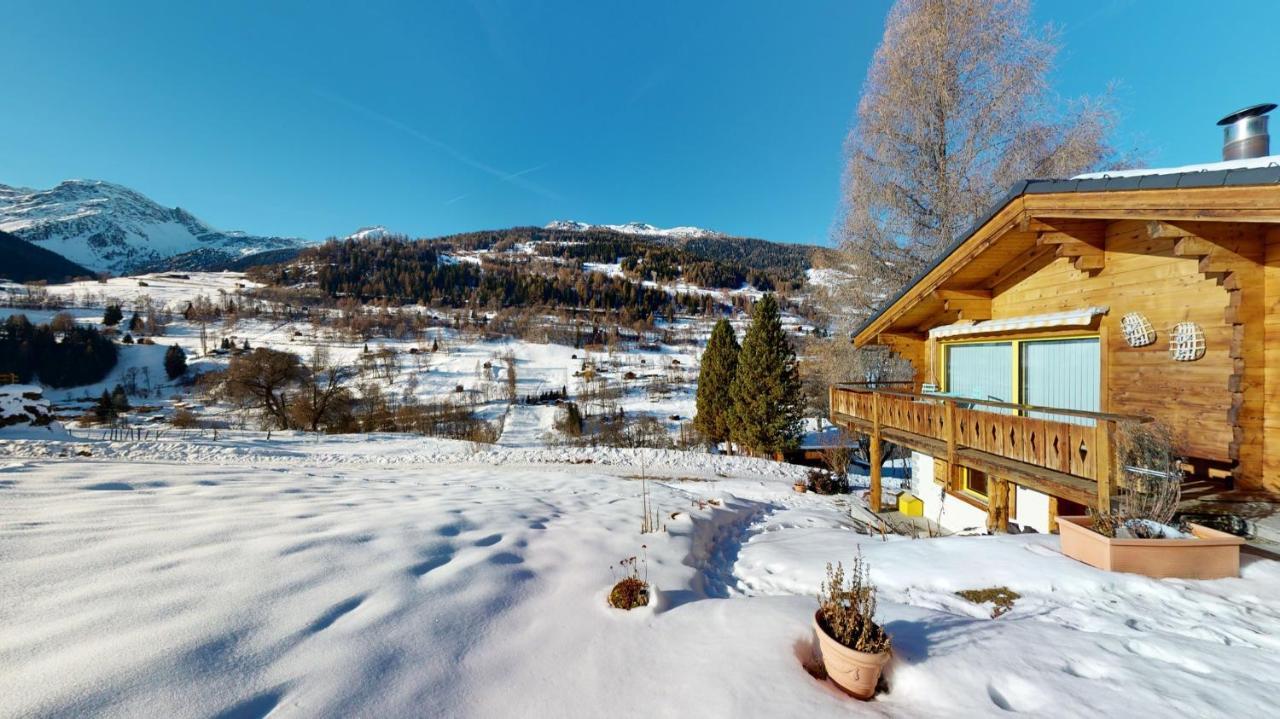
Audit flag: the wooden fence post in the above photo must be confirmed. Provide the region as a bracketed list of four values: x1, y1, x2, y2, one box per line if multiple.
[945, 399, 957, 489]
[869, 392, 882, 513]
[1095, 419, 1116, 513]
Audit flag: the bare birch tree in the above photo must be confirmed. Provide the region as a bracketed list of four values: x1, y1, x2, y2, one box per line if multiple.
[837, 0, 1122, 314]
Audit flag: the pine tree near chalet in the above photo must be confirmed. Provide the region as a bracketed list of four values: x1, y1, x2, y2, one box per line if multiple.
[693, 318, 739, 447]
[728, 295, 802, 456]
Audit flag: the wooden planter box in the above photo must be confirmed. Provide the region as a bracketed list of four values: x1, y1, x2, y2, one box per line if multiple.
[1056, 515, 1244, 579]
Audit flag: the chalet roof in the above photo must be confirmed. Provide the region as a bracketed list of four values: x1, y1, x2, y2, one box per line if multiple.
[853, 163, 1280, 343]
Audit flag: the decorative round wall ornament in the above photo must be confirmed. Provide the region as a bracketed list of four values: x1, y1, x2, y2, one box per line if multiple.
[1120, 312, 1156, 347]
[1169, 322, 1205, 361]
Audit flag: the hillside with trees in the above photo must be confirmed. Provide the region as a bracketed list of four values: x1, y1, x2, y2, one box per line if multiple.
[0, 313, 118, 387]
[432, 226, 817, 291]
[250, 238, 717, 321]
[0, 230, 94, 284]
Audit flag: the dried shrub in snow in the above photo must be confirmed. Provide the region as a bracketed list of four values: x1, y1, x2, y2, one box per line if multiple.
[608, 552, 649, 610]
[1090, 421, 1184, 539]
[817, 552, 890, 654]
[955, 587, 1020, 618]
[806, 468, 850, 495]
[170, 407, 203, 429]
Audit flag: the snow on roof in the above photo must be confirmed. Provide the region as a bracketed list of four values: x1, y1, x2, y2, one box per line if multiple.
[928, 306, 1108, 339]
[1073, 155, 1280, 180]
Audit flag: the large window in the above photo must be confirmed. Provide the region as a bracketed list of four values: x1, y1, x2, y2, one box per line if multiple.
[1020, 339, 1100, 425]
[943, 337, 1100, 422]
[944, 342, 1013, 404]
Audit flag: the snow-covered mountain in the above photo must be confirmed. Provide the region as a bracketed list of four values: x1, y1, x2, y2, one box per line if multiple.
[0, 180, 305, 275]
[545, 219, 723, 240]
[345, 225, 395, 241]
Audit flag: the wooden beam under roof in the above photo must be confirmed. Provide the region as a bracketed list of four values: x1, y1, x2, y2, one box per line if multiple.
[942, 298, 992, 320]
[1147, 220, 1198, 239]
[983, 243, 1055, 291]
[933, 289, 992, 300]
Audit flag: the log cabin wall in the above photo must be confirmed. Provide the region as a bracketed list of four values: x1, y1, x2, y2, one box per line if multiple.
[980, 220, 1239, 478]
[1265, 230, 1280, 489]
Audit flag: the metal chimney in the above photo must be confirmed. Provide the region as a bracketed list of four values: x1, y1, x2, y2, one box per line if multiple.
[1217, 103, 1276, 160]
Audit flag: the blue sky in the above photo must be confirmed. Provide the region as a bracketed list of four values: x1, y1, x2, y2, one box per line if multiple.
[2, 1, 1277, 246]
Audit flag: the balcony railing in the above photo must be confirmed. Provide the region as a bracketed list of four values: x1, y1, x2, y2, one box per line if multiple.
[830, 383, 1150, 514]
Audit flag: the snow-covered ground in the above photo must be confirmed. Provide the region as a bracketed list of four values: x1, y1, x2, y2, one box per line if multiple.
[1, 432, 1278, 718]
[0, 269, 765, 439]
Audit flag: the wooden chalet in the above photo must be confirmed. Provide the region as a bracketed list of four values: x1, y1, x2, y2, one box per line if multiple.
[832, 105, 1280, 534]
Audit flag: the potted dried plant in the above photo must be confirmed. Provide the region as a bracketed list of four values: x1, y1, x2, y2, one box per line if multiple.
[812, 552, 891, 699]
[1057, 422, 1243, 579]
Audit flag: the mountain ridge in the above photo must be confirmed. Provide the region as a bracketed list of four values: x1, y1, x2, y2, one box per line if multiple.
[545, 219, 723, 240]
[0, 179, 305, 275]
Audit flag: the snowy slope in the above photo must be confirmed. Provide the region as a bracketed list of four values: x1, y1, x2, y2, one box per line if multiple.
[0, 437, 1276, 718]
[345, 225, 395, 241]
[0, 180, 304, 275]
[546, 219, 723, 239]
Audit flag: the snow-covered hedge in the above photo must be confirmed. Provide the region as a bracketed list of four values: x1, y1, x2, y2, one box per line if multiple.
[0, 384, 55, 429]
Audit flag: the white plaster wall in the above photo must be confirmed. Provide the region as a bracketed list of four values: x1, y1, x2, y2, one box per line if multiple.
[910, 452, 988, 534]
[1013, 486, 1052, 534]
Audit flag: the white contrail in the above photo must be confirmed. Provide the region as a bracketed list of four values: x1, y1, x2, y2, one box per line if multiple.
[311, 88, 559, 201]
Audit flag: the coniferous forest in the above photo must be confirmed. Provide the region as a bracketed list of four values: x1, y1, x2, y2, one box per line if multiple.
[0, 314, 118, 387]
[247, 230, 817, 320]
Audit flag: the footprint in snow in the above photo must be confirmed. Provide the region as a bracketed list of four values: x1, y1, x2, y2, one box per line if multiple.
[1063, 658, 1113, 680]
[409, 547, 455, 577]
[210, 688, 285, 719]
[1124, 640, 1211, 675]
[306, 595, 365, 634]
[986, 675, 1048, 713]
[473, 533, 502, 547]
[84, 482, 134, 491]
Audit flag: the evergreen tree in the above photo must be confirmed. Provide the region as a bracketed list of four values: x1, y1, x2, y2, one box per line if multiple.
[102, 305, 123, 326]
[164, 344, 187, 379]
[693, 318, 739, 447]
[95, 389, 114, 422]
[128, 311, 143, 333]
[728, 294, 803, 456]
[110, 384, 130, 412]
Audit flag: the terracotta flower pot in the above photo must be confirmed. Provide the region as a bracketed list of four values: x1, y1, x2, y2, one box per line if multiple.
[812, 610, 890, 700]
[1056, 515, 1244, 579]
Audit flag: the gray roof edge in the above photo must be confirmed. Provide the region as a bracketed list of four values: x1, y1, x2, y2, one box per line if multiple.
[850, 166, 1280, 342]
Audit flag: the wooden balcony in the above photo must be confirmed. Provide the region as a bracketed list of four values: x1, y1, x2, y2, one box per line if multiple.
[830, 384, 1149, 518]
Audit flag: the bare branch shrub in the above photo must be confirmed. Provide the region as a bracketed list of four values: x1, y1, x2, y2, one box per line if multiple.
[1090, 421, 1183, 538]
[817, 551, 890, 654]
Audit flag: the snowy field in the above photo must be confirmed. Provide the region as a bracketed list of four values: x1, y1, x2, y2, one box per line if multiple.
[0, 271, 716, 444]
[2, 433, 1279, 718]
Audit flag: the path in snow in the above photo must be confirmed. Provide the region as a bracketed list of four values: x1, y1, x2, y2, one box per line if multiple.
[496, 403, 556, 448]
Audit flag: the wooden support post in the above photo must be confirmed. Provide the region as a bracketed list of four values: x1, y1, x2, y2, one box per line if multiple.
[987, 477, 1009, 533]
[870, 392, 882, 513]
[945, 399, 957, 489]
[1095, 419, 1116, 513]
